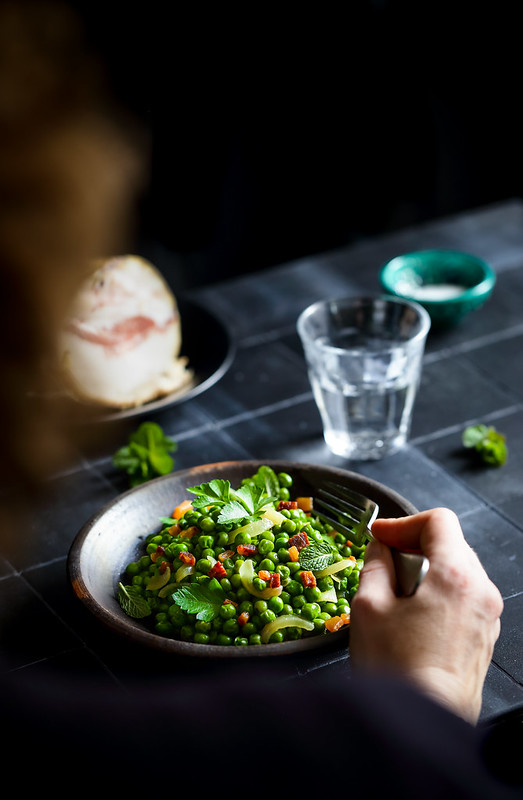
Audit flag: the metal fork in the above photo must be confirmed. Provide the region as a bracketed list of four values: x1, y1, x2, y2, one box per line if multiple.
[314, 481, 429, 597]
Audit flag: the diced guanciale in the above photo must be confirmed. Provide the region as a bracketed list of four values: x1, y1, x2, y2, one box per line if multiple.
[288, 531, 310, 551]
[150, 545, 166, 562]
[278, 500, 298, 510]
[180, 525, 198, 539]
[179, 551, 196, 566]
[236, 543, 257, 556]
[300, 570, 316, 588]
[209, 562, 227, 579]
[238, 611, 250, 626]
[258, 569, 271, 581]
[218, 549, 235, 562]
[269, 572, 281, 588]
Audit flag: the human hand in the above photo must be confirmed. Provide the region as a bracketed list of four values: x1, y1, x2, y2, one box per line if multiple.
[349, 508, 503, 724]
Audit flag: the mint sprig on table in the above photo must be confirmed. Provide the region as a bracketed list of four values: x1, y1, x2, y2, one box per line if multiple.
[462, 424, 507, 467]
[113, 422, 177, 487]
[187, 478, 279, 525]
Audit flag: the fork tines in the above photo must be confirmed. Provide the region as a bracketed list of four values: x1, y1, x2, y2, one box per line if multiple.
[314, 481, 375, 546]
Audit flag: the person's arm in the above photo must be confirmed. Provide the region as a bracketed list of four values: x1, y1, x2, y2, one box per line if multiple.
[349, 507, 503, 724]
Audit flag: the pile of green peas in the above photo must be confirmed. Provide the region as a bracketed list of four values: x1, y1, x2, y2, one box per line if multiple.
[121, 470, 366, 646]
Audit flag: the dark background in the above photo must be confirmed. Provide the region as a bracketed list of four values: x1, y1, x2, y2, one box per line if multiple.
[71, 1, 522, 289]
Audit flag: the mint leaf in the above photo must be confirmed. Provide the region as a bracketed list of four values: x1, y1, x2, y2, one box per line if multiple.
[172, 583, 226, 622]
[462, 424, 507, 467]
[462, 424, 490, 449]
[113, 422, 176, 487]
[299, 541, 337, 572]
[117, 582, 152, 618]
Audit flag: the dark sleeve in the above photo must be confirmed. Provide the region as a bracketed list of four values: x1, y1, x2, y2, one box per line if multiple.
[2, 662, 521, 798]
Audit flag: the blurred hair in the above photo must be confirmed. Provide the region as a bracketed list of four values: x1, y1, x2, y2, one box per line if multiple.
[0, 1, 144, 514]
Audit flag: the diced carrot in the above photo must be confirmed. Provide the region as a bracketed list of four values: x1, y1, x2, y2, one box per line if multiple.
[238, 611, 250, 626]
[300, 570, 317, 588]
[288, 545, 299, 562]
[345, 539, 353, 547]
[168, 523, 181, 536]
[325, 616, 344, 632]
[258, 569, 271, 581]
[325, 614, 350, 632]
[172, 499, 193, 519]
[296, 496, 313, 512]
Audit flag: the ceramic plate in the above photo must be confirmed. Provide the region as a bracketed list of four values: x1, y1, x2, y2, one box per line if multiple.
[68, 460, 418, 658]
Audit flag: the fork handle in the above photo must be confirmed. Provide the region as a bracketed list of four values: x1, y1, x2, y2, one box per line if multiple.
[391, 550, 429, 597]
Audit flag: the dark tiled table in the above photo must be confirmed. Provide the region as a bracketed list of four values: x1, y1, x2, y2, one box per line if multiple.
[2, 199, 523, 723]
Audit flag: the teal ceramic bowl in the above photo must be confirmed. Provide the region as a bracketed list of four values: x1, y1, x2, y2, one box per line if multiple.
[380, 249, 496, 328]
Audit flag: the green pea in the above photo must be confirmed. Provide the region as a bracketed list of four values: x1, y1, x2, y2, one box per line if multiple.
[219, 603, 236, 620]
[274, 534, 289, 549]
[196, 558, 213, 573]
[223, 619, 240, 636]
[282, 603, 293, 616]
[194, 632, 210, 644]
[216, 634, 232, 646]
[125, 561, 140, 575]
[259, 609, 276, 625]
[199, 517, 216, 532]
[277, 472, 293, 488]
[234, 637, 249, 646]
[254, 599, 268, 614]
[249, 634, 262, 645]
[235, 531, 252, 545]
[155, 621, 173, 635]
[286, 579, 303, 596]
[268, 631, 284, 643]
[302, 602, 321, 620]
[278, 487, 290, 501]
[258, 539, 274, 556]
[268, 595, 284, 613]
[321, 601, 338, 615]
[253, 577, 267, 592]
[282, 519, 297, 534]
[304, 585, 322, 602]
[258, 558, 275, 572]
[292, 595, 306, 610]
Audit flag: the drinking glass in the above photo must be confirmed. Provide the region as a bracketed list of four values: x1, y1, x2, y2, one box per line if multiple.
[297, 296, 431, 460]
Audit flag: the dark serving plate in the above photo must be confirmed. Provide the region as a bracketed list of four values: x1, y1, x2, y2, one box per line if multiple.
[68, 460, 418, 658]
[59, 297, 235, 423]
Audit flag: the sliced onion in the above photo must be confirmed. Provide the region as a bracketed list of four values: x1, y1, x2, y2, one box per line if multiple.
[315, 557, 355, 578]
[175, 564, 195, 583]
[146, 565, 171, 591]
[227, 517, 273, 544]
[260, 614, 315, 644]
[317, 586, 338, 603]
[158, 581, 179, 598]
[239, 559, 283, 599]
[261, 506, 286, 525]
